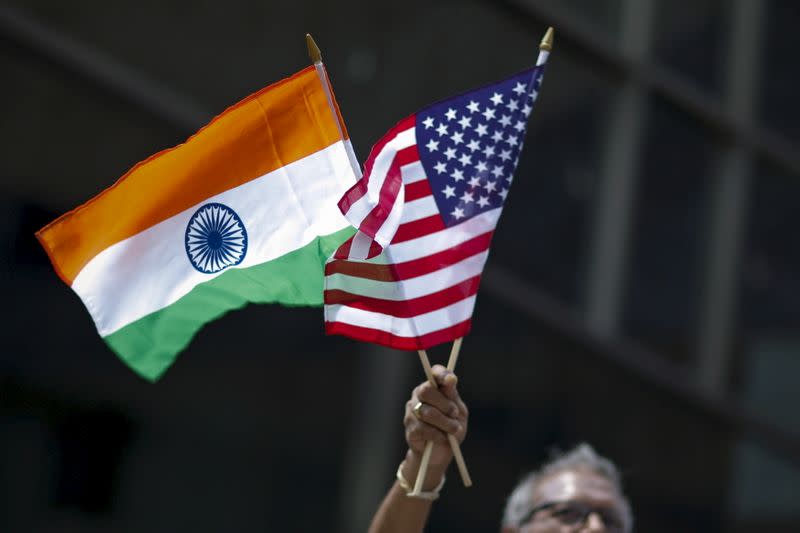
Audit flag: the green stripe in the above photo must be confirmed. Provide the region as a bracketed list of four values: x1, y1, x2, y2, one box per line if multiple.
[104, 227, 354, 382]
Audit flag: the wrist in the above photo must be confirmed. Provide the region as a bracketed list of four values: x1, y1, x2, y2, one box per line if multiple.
[403, 449, 448, 491]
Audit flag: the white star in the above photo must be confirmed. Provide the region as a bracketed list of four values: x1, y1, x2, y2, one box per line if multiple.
[484, 180, 497, 193]
[536, 73, 544, 84]
[514, 120, 526, 132]
[466, 100, 480, 113]
[468, 176, 482, 188]
[426, 139, 439, 152]
[491, 165, 505, 178]
[460, 190, 474, 204]
[442, 185, 456, 198]
[499, 187, 509, 200]
[492, 130, 504, 143]
[451, 131, 464, 145]
[422, 116, 435, 129]
[512, 82, 527, 96]
[445, 108, 457, 120]
[436, 123, 449, 136]
[490, 92, 504, 106]
[444, 147, 457, 160]
[475, 124, 488, 136]
[506, 134, 519, 146]
[458, 115, 472, 129]
[452, 206, 466, 220]
[466, 139, 481, 152]
[482, 145, 495, 158]
[499, 114, 512, 127]
[499, 149, 512, 161]
[434, 161, 447, 174]
[506, 99, 519, 112]
[475, 160, 488, 172]
[476, 196, 490, 208]
[522, 103, 532, 116]
[458, 153, 472, 166]
[482, 107, 496, 121]
[529, 89, 539, 101]
[451, 168, 465, 181]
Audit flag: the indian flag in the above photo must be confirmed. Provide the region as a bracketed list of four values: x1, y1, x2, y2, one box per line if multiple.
[37, 65, 359, 381]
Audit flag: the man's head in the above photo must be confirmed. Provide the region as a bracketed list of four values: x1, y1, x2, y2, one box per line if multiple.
[501, 444, 632, 533]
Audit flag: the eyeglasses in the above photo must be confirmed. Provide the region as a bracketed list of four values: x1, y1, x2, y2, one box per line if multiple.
[518, 500, 625, 532]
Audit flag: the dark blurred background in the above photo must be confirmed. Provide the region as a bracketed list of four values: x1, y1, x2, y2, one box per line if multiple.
[2, 0, 799, 531]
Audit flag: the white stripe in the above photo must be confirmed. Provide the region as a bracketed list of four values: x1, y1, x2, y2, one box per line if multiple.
[326, 250, 489, 300]
[73, 141, 356, 337]
[348, 231, 373, 260]
[372, 181, 405, 248]
[399, 195, 438, 224]
[401, 161, 426, 184]
[345, 208, 500, 265]
[342, 127, 415, 225]
[326, 295, 477, 337]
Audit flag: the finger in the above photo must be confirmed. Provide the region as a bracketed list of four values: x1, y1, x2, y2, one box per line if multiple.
[407, 421, 448, 445]
[416, 382, 459, 418]
[431, 365, 460, 400]
[412, 401, 462, 435]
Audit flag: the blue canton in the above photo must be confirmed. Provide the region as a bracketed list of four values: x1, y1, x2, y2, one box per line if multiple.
[416, 66, 545, 226]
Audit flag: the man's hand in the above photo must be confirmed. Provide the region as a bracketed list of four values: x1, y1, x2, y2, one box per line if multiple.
[401, 364, 468, 489]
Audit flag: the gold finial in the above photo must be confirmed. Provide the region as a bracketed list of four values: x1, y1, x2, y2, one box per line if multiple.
[306, 33, 322, 63]
[540, 26, 555, 51]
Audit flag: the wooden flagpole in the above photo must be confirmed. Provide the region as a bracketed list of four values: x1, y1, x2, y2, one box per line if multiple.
[411, 337, 472, 495]
[306, 33, 362, 179]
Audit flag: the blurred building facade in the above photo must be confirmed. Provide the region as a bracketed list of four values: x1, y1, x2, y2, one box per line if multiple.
[1, 1, 799, 532]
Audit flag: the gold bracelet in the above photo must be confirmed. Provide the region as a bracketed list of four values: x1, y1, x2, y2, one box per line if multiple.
[396, 461, 446, 501]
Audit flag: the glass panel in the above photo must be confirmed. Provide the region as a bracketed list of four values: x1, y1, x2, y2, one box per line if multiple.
[652, 0, 727, 97]
[737, 162, 800, 338]
[621, 96, 715, 365]
[727, 160, 800, 531]
[536, 0, 623, 39]
[759, 0, 800, 144]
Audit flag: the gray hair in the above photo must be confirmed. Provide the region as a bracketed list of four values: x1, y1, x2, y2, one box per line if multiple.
[501, 443, 633, 532]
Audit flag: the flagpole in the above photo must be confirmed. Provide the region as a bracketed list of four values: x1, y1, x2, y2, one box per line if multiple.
[306, 34, 363, 178]
[411, 337, 472, 495]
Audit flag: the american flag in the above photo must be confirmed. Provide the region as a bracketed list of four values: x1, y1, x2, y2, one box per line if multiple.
[325, 53, 549, 350]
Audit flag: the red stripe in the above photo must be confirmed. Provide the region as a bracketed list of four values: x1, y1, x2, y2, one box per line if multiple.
[325, 276, 481, 317]
[325, 319, 472, 351]
[392, 214, 445, 243]
[333, 234, 353, 260]
[337, 115, 416, 215]
[357, 144, 419, 240]
[324, 231, 494, 281]
[404, 179, 432, 202]
[395, 144, 420, 167]
[367, 239, 382, 258]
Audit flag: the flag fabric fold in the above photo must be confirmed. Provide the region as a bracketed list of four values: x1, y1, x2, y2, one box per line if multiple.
[38, 65, 358, 381]
[325, 52, 549, 350]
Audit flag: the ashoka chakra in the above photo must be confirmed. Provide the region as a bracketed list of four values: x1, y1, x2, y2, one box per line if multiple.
[185, 202, 248, 274]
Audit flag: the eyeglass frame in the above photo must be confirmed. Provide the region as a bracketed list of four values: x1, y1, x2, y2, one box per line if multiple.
[517, 499, 626, 531]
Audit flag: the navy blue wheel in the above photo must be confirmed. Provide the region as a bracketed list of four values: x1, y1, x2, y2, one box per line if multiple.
[185, 203, 248, 274]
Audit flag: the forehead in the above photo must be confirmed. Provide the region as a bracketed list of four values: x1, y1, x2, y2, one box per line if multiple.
[532, 468, 622, 508]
